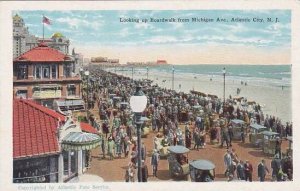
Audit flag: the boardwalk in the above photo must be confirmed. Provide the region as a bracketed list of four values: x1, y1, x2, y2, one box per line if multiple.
[86, 125, 288, 182]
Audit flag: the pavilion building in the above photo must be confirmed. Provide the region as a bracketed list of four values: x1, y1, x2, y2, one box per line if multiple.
[13, 42, 83, 109]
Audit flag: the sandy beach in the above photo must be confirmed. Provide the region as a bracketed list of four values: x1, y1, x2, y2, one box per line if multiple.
[115, 68, 291, 123]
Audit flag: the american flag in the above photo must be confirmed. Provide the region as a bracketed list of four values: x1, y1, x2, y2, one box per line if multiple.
[42, 16, 51, 25]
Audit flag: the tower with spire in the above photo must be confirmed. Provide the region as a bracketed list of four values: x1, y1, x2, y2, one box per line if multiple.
[13, 14, 39, 58]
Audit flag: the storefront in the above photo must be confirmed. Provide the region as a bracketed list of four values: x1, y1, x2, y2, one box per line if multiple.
[13, 155, 59, 183]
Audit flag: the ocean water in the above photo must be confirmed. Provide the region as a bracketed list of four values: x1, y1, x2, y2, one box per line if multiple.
[133, 64, 291, 88]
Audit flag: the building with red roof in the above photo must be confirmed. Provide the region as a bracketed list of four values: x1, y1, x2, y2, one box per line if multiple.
[13, 99, 64, 159]
[13, 99, 100, 183]
[13, 43, 82, 109]
[156, 60, 168, 65]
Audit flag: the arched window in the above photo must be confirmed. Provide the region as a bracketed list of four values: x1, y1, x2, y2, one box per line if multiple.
[58, 38, 63, 43]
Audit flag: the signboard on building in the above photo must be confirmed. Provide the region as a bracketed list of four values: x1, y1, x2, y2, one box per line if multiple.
[32, 90, 62, 99]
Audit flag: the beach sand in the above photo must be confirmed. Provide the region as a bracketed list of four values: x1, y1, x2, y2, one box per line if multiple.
[117, 69, 292, 123]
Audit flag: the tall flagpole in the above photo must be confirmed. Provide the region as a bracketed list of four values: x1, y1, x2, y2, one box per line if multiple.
[42, 15, 44, 42]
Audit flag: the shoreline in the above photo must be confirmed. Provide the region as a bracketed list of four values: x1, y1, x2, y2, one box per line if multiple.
[114, 69, 292, 123]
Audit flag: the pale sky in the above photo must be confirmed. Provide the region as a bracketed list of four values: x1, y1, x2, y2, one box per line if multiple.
[16, 10, 291, 65]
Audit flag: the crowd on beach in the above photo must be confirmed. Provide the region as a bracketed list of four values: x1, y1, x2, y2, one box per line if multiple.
[81, 66, 293, 182]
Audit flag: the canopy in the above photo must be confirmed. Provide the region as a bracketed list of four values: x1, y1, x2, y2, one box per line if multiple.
[168, 145, 190, 154]
[250, 123, 267, 130]
[190, 160, 215, 170]
[233, 97, 244, 101]
[61, 132, 101, 151]
[140, 116, 150, 121]
[231, 119, 245, 125]
[262, 131, 279, 136]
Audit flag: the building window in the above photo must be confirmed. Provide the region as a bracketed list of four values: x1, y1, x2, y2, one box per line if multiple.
[67, 84, 76, 96]
[63, 151, 77, 179]
[16, 90, 27, 99]
[35, 64, 58, 79]
[51, 65, 57, 79]
[63, 63, 73, 78]
[35, 65, 41, 79]
[42, 65, 50, 79]
[17, 64, 28, 79]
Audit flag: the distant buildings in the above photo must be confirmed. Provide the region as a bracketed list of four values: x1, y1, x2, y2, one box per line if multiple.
[156, 60, 168, 65]
[126, 60, 168, 66]
[90, 56, 119, 64]
[13, 14, 70, 58]
[40, 32, 70, 55]
[72, 48, 84, 74]
[13, 14, 39, 58]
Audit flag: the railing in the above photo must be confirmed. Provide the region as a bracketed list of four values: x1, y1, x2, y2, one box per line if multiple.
[13, 172, 58, 183]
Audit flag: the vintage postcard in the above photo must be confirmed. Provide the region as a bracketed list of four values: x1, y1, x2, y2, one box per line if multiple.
[0, 1, 299, 191]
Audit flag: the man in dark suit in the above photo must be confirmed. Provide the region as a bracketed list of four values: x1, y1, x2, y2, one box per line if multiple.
[141, 160, 148, 182]
[258, 159, 269, 182]
[271, 154, 282, 181]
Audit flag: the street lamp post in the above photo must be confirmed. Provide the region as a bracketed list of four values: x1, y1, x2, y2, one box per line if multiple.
[130, 86, 147, 182]
[132, 67, 134, 83]
[84, 70, 90, 118]
[146, 66, 149, 80]
[222, 67, 226, 114]
[172, 66, 175, 90]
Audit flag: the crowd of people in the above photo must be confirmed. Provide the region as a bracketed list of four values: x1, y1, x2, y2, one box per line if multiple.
[80, 66, 293, 182]
[223, 147, 292, 182]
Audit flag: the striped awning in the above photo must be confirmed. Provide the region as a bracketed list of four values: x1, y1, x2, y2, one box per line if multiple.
[61, 132, 101, 151]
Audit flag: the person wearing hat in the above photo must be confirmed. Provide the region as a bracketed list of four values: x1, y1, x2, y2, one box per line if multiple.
[185, 130, 192, 149]
[107, 135, 115, 160]
[224, 149, 233, 180]
[271, 154, 282, 181]
[99, 133, 106, 159]
[244, 160, 253, 182]
[151, 149, 160, 177]
[220, 124, 229, 149]
[236, 160, 245, 180]
[102, 120, 110, 138]
[275, 137, 282, 159]
[258, 159, 269, 182]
